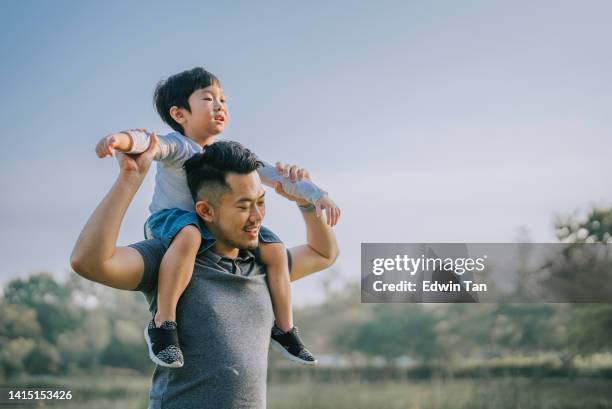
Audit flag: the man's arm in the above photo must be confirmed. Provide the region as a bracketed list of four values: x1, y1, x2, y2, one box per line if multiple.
[70, 133, 159, 290]
[270, 180, 339, 281]
[288, 203, 340, 281]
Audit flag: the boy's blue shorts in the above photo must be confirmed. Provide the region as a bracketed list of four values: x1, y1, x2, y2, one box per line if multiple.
[145, 208, 282, 248]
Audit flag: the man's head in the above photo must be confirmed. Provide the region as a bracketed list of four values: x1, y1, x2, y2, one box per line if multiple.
[154, 67, 228, 141]
[184, 141, 265, 253]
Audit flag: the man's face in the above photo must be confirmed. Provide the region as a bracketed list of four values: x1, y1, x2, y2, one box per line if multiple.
[184, 84, 228, 138]
[208, 172, 266, 251]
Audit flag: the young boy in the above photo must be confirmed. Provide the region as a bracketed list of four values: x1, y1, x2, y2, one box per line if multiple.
[95, 67, 340, 368]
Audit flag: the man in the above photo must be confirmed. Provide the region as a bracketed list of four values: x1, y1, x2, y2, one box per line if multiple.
[70, 136, 339, 408]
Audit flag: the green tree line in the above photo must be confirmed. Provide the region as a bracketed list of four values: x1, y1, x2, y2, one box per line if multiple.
[1, 207, 611, 379]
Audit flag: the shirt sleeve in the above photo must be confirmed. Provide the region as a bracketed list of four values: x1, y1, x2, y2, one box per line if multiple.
[126, 130, 192, 167]
[128, 239, 166, 292]
[256, 161, 327, 203]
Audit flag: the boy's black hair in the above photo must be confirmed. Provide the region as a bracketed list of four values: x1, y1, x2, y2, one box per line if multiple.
[154, 67, 220, 134]
[184, 141, 262, 204]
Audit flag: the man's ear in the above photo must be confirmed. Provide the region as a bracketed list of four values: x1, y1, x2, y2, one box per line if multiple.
[195, 200, 215, 223]
[169, 106, 187, 126]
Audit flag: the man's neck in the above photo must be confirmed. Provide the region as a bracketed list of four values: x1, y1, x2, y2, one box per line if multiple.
[210, 242, 239, 259]
[203, 222, 240, 259]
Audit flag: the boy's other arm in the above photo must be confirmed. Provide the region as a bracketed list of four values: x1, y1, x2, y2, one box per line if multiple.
[71, 133, 159, 290]
[257, 161, 340, 226]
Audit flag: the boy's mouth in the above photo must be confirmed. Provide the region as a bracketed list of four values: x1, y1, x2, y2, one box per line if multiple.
[214, 114, 225, 122]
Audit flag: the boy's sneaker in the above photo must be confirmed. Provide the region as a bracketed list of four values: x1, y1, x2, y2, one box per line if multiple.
[144, 320, 184, 368]
[270, 325, 317, 365]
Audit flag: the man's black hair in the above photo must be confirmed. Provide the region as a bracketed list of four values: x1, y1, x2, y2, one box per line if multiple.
[154, 67, 220, 134]
[184, 141, 262, 203]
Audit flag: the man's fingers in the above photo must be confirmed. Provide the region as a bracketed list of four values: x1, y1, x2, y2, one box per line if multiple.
[274, 182, 285, 196]
[275, 162, 284, 175]
[274, 182, 291, 200]
[289, 165, 299, 182]
[147, 131, 158, 153]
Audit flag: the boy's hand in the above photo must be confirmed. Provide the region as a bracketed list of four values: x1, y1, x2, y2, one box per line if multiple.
[314, 195, 341, 227]
[274, 162, 341, 227]
[95, 128, 146, 158]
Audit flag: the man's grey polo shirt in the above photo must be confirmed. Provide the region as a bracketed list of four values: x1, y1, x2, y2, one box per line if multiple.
[130, 226, 291, 409]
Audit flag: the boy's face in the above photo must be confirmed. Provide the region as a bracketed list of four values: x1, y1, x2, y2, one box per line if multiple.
[182, 84, 228, 138]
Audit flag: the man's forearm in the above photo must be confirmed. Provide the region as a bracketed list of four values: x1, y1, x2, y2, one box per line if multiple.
[288, 205, 339, 281]
[70, 174, 142, 276]
[301, 206, 338, 260]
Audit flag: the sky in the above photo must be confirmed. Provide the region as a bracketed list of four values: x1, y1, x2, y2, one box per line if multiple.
[1, 1, 611, 304]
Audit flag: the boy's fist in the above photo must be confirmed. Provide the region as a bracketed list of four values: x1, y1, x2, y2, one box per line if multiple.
[96, 133, 121, 158]
[314, 195, 341, 227]
[95, 129, 146, 158]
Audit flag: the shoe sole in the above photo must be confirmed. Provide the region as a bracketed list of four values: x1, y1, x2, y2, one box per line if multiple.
[143, 326, 184, 368]
[270, 338, 318, 365]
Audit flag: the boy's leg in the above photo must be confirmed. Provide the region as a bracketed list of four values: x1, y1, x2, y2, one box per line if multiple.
[155, 224, 201, 326]
[261, 242, 293, 331]
[145, 224, 201, 368]
[261, 242, 317, 365]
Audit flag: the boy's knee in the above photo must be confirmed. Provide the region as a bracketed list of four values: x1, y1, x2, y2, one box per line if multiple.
[259, 241, 287, 264]
[172, 225, 202, 249]
[259, 242, 287, 264]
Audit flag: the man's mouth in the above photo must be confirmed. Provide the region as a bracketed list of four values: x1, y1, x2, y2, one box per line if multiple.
[243, 226, 260, 238]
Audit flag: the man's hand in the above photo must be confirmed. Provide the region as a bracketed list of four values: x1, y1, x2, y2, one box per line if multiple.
[273, 162, 341, 227]
[116, 131, 158, 183]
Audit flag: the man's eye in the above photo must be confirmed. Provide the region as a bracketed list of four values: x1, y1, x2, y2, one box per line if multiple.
[237, 207, 248, 211]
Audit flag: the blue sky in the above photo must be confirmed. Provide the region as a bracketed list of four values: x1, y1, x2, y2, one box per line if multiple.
[1, 1, 611, 303]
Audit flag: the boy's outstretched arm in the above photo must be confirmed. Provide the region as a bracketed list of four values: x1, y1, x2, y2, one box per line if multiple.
[96, 129, 187, 165]
[71, 133, 159, 290]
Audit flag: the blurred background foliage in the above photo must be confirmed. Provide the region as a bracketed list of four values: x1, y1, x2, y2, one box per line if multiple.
[1, 207, 612, 408]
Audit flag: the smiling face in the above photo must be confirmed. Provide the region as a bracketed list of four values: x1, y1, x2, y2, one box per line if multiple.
[171, 84, 229, 145]
[196, 171, 266, 258]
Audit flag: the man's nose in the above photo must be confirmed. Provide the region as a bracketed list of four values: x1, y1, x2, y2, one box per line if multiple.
[249, 206, 263, 222]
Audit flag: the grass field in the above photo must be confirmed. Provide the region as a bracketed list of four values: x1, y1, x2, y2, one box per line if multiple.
[2, 376, 612, 408]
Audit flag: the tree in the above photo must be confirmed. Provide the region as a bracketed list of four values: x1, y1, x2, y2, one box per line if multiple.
[336, 304, 438, 362]
[554, 207, 612, 358]
[3, 273, 83, 342]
